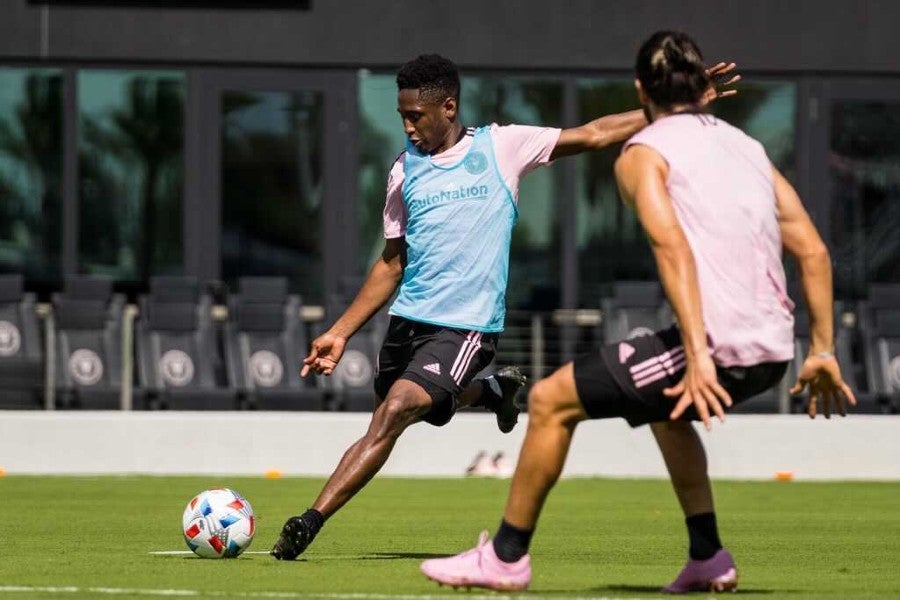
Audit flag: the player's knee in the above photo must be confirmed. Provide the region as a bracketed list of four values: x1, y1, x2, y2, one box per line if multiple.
[527, 375, 582, 428]
[527, 380, 563, 424]
[375, 394, 428, 437]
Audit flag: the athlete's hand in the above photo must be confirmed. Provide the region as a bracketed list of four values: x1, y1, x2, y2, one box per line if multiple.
[666, 350, 733, 430]
[300, 332, 347, 377]
[790, 353, 857, 419]
[701, 62, 741, 105]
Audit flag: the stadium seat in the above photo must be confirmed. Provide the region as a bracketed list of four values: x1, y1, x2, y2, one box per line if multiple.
[51, 275, 125, 409]
[323, 292, 388, 412]
[223, 277, 323, 410]
[600, 281, 674, 344]
[0, 274, 44, 409]
[860, 283, 900, 412]
[136, 276, 237, 410]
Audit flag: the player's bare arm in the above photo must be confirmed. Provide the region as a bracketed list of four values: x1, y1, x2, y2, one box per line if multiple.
[774, 167, 857, 417]
[614, 145, 732, 429]
[301, 238, 405, 377]
[549, 109, 647, 160]
[550, 62, 740, 161]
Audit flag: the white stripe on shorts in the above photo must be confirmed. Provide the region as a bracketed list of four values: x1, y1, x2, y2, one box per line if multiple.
[634, 354, 687, 389]
[629, 346, 684, 377]
[631, 349, 686, 383]
[450, 332, 477, 381]
[451, 331, 482, 384]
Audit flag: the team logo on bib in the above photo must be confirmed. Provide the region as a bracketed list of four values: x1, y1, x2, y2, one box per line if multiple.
[68, 349, 103, 386]
[159, 349, 195, 387]
[463, 151, 488, 175]
[335, 349, 373, 388]
[0, 320, 21, 357]
[249, 350, 283, 387]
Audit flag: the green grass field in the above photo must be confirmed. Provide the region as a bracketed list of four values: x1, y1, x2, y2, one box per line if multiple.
[1, 475, 898, 599]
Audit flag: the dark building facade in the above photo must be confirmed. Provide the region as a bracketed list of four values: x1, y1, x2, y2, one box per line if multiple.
[1, 0, 898, 310]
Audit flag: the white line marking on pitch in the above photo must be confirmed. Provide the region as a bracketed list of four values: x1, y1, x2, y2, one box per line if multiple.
[149, 550, 271, 555]
[0, 585, 668, 600]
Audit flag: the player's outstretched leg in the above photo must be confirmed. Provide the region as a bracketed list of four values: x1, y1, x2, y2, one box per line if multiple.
[662, 549, 738, 593]
[271, 380, 432, 560]
[476, 366, 527, 433]
[420, 531, 531, 591]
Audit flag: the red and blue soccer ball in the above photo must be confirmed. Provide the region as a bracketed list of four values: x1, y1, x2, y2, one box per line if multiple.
[182, 488, 256, 558]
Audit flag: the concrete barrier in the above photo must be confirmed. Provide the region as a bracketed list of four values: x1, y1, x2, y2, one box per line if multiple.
[1, 411, 898, 480]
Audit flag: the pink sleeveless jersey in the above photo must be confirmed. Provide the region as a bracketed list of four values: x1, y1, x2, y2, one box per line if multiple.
[624, 113, 794, 367]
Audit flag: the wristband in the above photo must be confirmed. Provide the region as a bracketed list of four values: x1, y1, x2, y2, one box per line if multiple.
[814, 352, 834, 359]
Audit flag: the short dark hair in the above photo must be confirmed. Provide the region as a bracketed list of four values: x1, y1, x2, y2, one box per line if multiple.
[636, 31, 710, 109]
[396, 54, 461, 104]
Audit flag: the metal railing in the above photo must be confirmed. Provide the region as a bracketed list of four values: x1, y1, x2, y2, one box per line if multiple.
[495, 309, 604, 380]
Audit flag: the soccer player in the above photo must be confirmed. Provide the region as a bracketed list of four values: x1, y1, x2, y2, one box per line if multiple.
[271, 53, 738, 561]
[420, 32, 856, 593]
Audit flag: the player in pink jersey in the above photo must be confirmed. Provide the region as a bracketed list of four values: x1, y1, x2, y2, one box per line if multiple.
[421, 31, 856, 594]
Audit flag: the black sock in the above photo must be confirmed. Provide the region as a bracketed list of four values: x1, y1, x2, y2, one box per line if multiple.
[492, 519, 533, 563]
[686, 512, 722, 560]
[472, 378, 501, 411]
[300, 508, 325, 535]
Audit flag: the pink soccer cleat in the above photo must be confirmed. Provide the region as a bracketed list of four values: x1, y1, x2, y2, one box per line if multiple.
[420, 531, 531, 591]
[662, 548, 738, 593]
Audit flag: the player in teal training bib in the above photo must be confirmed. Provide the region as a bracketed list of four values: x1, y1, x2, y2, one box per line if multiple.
[272, 53, 654, 560]
[391, 126, 516, 332]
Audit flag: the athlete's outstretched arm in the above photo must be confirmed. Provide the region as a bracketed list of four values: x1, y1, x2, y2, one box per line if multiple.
[550, 63, 741, 161]
[774, 167, 857, 417]
[549, 109, 647, 160]
[301, 238, 405, 377]
[614, 145, 732, 430]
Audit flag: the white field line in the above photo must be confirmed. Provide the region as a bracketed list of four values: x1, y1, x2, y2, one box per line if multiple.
[0, 586, 671, 600]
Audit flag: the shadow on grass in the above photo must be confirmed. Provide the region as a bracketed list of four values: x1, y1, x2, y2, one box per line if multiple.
[588, 583, 789, 595]
[359, 552, 453, 560]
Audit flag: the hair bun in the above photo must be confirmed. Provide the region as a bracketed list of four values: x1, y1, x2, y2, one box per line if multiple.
[636, 31, 710, 110]
[662, 37, 702, 71]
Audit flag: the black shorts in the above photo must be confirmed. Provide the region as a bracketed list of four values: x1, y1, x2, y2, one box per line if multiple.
[374, 316, 497, 426]
[573, 325, 789, 427]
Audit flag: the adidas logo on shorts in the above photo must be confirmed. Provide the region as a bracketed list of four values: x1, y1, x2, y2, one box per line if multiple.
[423, 363, 442, 376]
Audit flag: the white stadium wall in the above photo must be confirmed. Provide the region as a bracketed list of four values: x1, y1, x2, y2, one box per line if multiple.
[1, 412, 898, 480]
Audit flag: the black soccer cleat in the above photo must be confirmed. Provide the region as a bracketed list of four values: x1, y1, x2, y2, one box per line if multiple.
[492, 366, 527, 434]
[270, 515, 317, 560]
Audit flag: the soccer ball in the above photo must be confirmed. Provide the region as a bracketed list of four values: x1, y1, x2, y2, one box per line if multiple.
[182, 488, 255, 558]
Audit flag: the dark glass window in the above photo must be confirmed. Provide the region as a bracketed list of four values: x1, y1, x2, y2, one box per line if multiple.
[576, 79, 796, 306]
[220, 90, 323, 301]
[78, 70, 185, 282]
[0, 68, 63, 283]
[830, 100, 900, 296]
[357, 73, 403, 275]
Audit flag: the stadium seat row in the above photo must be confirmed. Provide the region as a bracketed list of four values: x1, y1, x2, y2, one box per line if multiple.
[0, 274, 385, 411]
[1, 275, 896, 414]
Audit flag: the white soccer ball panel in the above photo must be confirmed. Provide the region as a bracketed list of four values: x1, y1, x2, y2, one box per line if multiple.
[181, 488, 255, 558]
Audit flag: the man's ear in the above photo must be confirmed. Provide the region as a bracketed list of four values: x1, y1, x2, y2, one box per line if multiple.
[443, 97, 458, 121]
